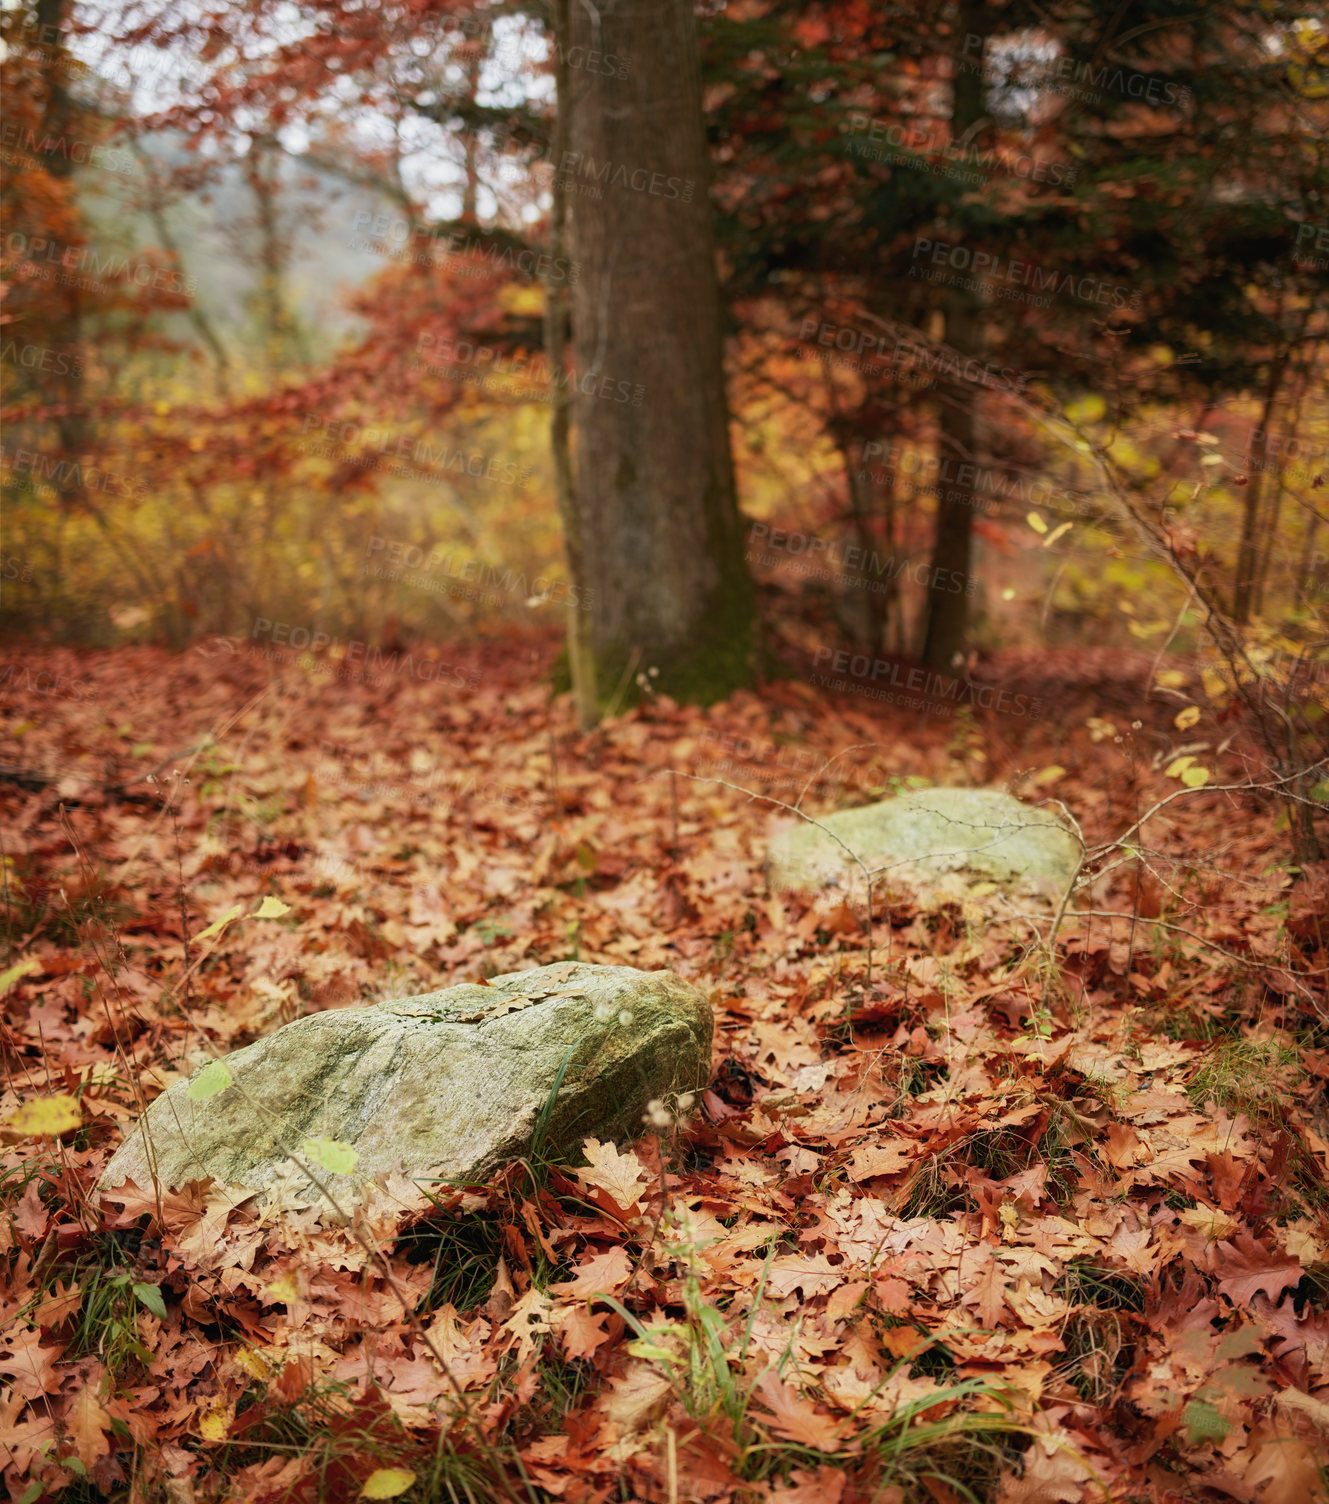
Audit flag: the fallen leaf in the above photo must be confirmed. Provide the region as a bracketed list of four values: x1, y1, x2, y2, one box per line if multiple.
[1215, 1234, 1304, 1308]
[66, 1386, 112, 1467]
[751, 1369, 844, 1451]
[361, 1469, 417, 1499]
[574, 1138, 650, 1211]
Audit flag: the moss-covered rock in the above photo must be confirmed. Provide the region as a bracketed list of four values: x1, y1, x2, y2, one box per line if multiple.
[100, 963, 712, 1204]
[764, 787, 1080, 909]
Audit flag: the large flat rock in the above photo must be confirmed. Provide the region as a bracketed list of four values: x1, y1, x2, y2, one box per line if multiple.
[765, 787, 1080, 908]
[100, 962, 712, 1202]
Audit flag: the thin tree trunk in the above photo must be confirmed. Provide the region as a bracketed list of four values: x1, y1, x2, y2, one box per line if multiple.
[1253, 370, 1306, 617]
[461, 34, 484, 222]
[822, 360, 887, 651]
[1233, 344, 1289, 623]
[245, 142, 303, 374]
[560, 0, 756, 711]
[131, 140, 232, 401]
[546, 0, 596, 728]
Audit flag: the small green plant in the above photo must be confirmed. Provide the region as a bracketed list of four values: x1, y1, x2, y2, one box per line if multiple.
[473, 917, 514, 947]
[65, 1264, 166, 1375]
[194, 741, 241, 799]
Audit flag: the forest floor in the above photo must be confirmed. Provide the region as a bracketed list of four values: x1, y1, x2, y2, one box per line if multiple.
[2, 631, 1328, 1504]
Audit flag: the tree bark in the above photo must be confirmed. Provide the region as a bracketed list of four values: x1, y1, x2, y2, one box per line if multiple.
[1233, 344, 1290, 623]
[545, 0, 597, 728]
[921, 291, 981, 670]
[921, 0, 990, 672]
[33, 0, 87, 520]
[557, 0, 757, 712]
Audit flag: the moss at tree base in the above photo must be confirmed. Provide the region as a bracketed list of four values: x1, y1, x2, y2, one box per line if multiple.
[548, 593, 767, 714]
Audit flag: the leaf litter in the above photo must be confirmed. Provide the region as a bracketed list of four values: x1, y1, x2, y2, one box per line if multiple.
[1, 635, 1327, 1501]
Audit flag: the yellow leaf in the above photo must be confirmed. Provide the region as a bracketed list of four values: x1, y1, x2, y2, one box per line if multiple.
[197, 1396, 233, 1442]
[1032, 765, 1065, 786]
[496, 284, 545, 318]
[1165, 756, 1195, 779]
[1128, 620, 1166, 639]
[1202, 667, 1230, 702]
[1155, 669, 1187, 689]
[361, 1469, 417, 1499]
[187, 1060, 234, 1101]
[4, 1093, 82, 1138]
[233, 1347, 271, 1381]
[253, 896, 290, 919]
[1181, 765, 1210, 788]
[264, 1271, 305, 1303]
[196, 904, 243, 942]
[66, 1385, 112, 1467]
[1042, 521, 1072, 547]
[0, 956, 38, 991]
[1174, 706, 1201, 730]
[303, 1136, 359, 1175]
[1066, 393, 1106, 424]
[574, 1136, 650, 1210]
[1026, 512, 1049, 535]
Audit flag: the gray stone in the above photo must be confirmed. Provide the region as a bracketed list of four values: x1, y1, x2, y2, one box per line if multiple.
[765, 787, 1080, 908]
[100, 962, 712, 1202]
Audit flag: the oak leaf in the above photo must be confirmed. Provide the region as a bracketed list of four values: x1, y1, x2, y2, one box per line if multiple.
[574, 1138, 649, 1211]
[751, 1370, 845, 1451]
[501, 1288, 553, 1364]
[603, 1360, 671, 1435]
[66, 1386, 112, 1468]
[552, 1246, 633, 1300]
[554, 1305, 612, 1361]
[767, 1253, 847, 1300]
[0, 1324, 65, 1401]
[1215, 1234, 1304, 1308]
[846, 1140, 913, 1179]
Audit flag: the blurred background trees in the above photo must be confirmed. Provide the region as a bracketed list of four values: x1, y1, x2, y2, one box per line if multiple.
[2, 0, 1327, 727]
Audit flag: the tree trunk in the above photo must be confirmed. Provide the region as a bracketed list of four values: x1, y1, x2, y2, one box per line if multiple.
[557, 0, 756, 713]
[921, 290, 980, 670]
[545, 0, 597, 728]
[1232, 346, 1289, 623]
[33, 0, 87, 520]
[920, 0, 990, 672]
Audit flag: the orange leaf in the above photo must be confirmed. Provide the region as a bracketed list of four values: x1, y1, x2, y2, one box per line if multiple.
[751, 1370, 844, 1451]
[555, 1305, 611, 1361]
[66, 1386, 112, 1468]
[846, 1140, 913, 1180]
[552, 1246, 633, 1300]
